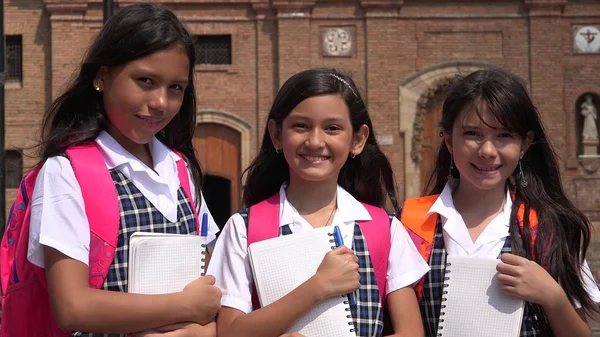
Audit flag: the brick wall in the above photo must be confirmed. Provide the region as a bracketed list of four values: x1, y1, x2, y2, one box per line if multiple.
[4, 0, 600, 277]
[4, 0, 51, 217]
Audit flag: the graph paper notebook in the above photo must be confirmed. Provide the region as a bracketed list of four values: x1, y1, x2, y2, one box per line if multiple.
[127, 232, 207, 294]
[437, 256, 525, 337]
[248, 227, 356, 337]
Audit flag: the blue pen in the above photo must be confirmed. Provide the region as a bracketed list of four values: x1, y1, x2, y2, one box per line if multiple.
[333, 226, 356, 306]
[200, 212, 208, 237]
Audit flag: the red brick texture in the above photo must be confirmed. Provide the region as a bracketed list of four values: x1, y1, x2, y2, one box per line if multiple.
[4, 0, 600, 274]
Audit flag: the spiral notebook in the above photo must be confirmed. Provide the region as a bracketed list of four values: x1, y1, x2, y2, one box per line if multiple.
[248, 227, 356, 337]
[127, 232, 207, 294]
[437, 256, 525, 337]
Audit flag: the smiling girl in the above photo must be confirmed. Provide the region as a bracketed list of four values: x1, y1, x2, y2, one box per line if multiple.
[208, 68, 429, 337]
[402, 68, 600, 337]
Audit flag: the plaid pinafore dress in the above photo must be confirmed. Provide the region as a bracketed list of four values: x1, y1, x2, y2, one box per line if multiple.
[73, 168, 197, 337]
[240, 209, 393, 337]
[419, 216, 544, 336]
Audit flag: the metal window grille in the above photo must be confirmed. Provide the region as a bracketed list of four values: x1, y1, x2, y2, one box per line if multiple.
[5, 150, 23, 189]
[6, 35, 23, 83]
[195, 35, 231, 65]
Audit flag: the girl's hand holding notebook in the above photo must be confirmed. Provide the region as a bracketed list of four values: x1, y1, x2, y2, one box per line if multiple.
[313, 245, 360, 299]
[180, 275, 223, 325]
[497, 253, 564, 308]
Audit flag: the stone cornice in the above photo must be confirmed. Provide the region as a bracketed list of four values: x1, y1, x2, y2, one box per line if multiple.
[44, 1, 89, 20]
[360, 0, 403, 18]
[251, 0, 274, 20]
[271, 0, 316, 18]
[524, 0, 566, 17]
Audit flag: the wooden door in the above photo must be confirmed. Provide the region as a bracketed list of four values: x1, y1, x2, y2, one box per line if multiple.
[193, 123, 241, 228]
[420, 96, 444, 192]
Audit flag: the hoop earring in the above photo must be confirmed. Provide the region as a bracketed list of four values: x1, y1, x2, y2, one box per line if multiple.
[519, 158, 528, 188]
[275, 148, 282, 154]
[350, 152, 356, 159]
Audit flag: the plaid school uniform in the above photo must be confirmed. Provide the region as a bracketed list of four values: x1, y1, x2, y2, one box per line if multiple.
[72, 168, 197, 337]
[420, 217, 543, 337]
[241, 210, 391, 337]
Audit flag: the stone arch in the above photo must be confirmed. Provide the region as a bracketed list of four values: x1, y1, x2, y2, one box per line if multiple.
[398, 61, 495, 199]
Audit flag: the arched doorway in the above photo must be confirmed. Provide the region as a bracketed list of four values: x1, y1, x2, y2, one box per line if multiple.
[193, 123, 241, 229]
[399, 61, 498, 198]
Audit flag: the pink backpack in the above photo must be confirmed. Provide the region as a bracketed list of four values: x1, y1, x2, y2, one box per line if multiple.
[246, 193, 391, 308]
[0, 143, 198, 337]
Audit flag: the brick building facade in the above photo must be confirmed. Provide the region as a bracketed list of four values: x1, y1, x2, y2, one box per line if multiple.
[3, 0, 600, 275]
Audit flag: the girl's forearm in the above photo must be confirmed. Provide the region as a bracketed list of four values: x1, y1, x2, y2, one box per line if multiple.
[544, 291, 592, 337]
[219, 276, 326, 337]
[52, 287, 192, 333]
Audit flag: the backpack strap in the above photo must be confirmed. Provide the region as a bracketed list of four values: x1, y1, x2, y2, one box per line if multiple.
[247, 193, 281, 246]
[399, 195, 439, 301]
[246, 193, 280, 310]
[173, 152, 200, 234]
[357, 203, 391, 304]
[401, 195, 438, 262]
[515, 199, 544, 266]
[65, 144, 120, 289]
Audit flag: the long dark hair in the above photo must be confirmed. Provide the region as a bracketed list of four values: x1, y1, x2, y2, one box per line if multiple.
[426, 68, 598, 323]
[242, 68, 399, 211]
[38, 3, 202, 202]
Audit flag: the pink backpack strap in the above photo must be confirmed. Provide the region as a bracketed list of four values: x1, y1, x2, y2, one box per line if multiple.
[358, 203, 391, 305]
[247, 193, 281, 246]
[247, 193, 280, 310]
[173, 152, 200, 234]
[65, 144, 120, 289]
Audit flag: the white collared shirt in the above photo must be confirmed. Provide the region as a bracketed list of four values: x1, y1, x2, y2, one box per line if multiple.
[427, 183, 600, 307]
[427, 183, 513, 258]
[207, 184, 430, 314]
[27, 131, 219, 268]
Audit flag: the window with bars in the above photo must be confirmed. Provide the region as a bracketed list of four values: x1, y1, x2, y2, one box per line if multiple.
[5, 150, 23, 189]
[6, 35, 23, 83]
[195, 35, 232, 65]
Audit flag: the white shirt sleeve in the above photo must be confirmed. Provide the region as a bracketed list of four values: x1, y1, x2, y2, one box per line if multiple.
[187, 169, 220, 246]
[205, 212, 253, 314]
[573, 259, 600, 308]
[27, 156, 91, 267]
[386, 217, 430, 295]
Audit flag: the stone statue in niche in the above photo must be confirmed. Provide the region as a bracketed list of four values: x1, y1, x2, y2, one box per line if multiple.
[581, 94, 598, 140]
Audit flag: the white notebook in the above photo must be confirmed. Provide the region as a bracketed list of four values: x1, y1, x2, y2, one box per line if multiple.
[437, 256, 525, 337]
[127, 232, 207, 294]
[248, 227, 356, 337]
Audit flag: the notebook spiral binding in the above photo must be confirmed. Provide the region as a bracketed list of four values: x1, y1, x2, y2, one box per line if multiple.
[327, 232, 357, 334]
[200, 243, 207, 276]
[436, 262, 452, 337]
